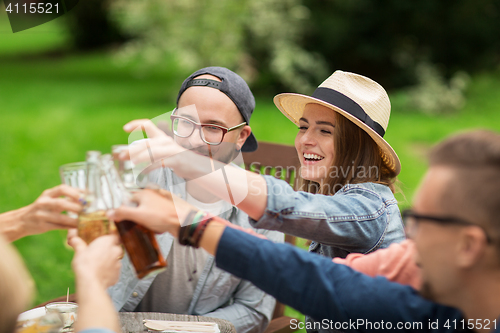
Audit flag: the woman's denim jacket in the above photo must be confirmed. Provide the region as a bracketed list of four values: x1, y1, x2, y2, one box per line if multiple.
[251, 176, 406, 333]
[251, 176, 406, 258]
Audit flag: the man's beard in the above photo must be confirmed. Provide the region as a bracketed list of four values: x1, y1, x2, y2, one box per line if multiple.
[419, 281, 438, 301]
[188, 142, 239, 165]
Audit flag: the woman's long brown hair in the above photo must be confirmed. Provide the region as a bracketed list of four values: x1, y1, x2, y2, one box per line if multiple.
[298, 111, 397, 195]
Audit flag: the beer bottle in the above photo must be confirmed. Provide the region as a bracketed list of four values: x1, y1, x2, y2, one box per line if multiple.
[111, 145, 140, 190]
[101, 154, 167, 279]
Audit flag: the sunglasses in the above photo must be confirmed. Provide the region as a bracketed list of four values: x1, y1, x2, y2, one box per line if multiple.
[402, 209, 492, 243]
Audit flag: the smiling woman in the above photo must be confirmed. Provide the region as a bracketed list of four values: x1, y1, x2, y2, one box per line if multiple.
[259, 70, 405, 261]
[297, 107, 397, 195]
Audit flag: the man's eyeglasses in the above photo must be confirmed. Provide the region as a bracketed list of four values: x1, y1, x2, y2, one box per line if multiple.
[171, 115, 246, 145]
[402, 209, 492, 243]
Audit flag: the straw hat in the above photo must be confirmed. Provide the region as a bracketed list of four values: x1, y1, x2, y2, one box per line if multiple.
[274, 70, 401, 175]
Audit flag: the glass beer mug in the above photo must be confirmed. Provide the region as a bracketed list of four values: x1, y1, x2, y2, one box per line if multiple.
[77, 151, 114, 244]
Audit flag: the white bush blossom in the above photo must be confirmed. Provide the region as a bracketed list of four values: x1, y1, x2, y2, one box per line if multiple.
[109, 0, 327, 93]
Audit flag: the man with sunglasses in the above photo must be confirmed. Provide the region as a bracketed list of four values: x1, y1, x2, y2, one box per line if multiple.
[108, 67, 283, 333]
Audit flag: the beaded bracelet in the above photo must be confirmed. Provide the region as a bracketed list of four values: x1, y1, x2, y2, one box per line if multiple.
[179, 210, 213, 247]
[191, 217, 214, 248]
[178, 210, 198, 246]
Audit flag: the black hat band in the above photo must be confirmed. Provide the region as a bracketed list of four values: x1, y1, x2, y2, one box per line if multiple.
[312, 87, 385, 137]
[184, 79, 249, 124]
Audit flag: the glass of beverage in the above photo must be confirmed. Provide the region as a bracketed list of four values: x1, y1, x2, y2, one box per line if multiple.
[45, 302, 78, 332]
[77, 210, 114, 245]
[59, 162, 87, 219]
[76, 151, 117, 244]
[59, 162, 87, 190]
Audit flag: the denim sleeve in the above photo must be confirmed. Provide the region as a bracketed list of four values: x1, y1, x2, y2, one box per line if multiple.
[216, 227, 463, 332]
[250, 176, 397, 253]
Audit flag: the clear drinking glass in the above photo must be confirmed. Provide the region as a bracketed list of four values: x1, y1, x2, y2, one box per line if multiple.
[45, 302, 78, 333]
[59, 162, 87, 218]
[59, 162, 87, 189]
[77, 151, 116, 244]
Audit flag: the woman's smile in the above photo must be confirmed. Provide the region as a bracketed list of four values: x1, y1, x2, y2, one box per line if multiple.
[295, 103, 336, 183]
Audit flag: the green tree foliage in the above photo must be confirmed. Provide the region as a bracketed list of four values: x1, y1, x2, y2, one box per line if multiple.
[303, 0, 500, 89]
[64, 0, 126, 50]
[109, 0, 328, 94]
[106, 0, 499, 95]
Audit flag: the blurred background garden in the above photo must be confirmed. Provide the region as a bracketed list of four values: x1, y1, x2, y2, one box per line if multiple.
[1, 0, 500, 329]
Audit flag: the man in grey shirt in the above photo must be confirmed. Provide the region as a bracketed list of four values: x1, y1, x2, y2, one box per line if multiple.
[108, 67, 283, 333]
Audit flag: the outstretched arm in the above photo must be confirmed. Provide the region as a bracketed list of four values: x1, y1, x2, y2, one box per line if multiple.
[120, 119, 269, 220]
[68, 232, 123, 333]
[0, 185, 82, 242]
[213, 227, 460, 327]
[109, 190, 457, 328]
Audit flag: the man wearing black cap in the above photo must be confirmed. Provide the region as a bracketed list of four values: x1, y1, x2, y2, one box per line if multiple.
[174, 66, 258, 154]
[108, 67, 283, 333]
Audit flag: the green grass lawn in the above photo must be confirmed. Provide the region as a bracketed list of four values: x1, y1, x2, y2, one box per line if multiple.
[1, 11, 500, 331]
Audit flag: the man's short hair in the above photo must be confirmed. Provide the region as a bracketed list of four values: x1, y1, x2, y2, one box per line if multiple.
[429, 130, 500, 249]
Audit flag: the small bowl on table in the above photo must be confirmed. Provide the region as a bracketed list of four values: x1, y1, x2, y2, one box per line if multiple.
[45, 302, 78, 332]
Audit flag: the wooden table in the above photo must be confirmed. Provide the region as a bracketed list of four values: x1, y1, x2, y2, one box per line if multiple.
[119, 312, 237, 333]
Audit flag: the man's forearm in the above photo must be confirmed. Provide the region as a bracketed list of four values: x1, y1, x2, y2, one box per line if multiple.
[198, 221, 227, 256]
[213, 227, 451, 325]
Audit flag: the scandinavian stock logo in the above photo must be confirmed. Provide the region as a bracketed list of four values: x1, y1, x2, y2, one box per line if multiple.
[3, 0, 79, 33]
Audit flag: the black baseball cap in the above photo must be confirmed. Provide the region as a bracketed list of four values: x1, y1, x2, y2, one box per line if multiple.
[176, 66, 258, 152]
